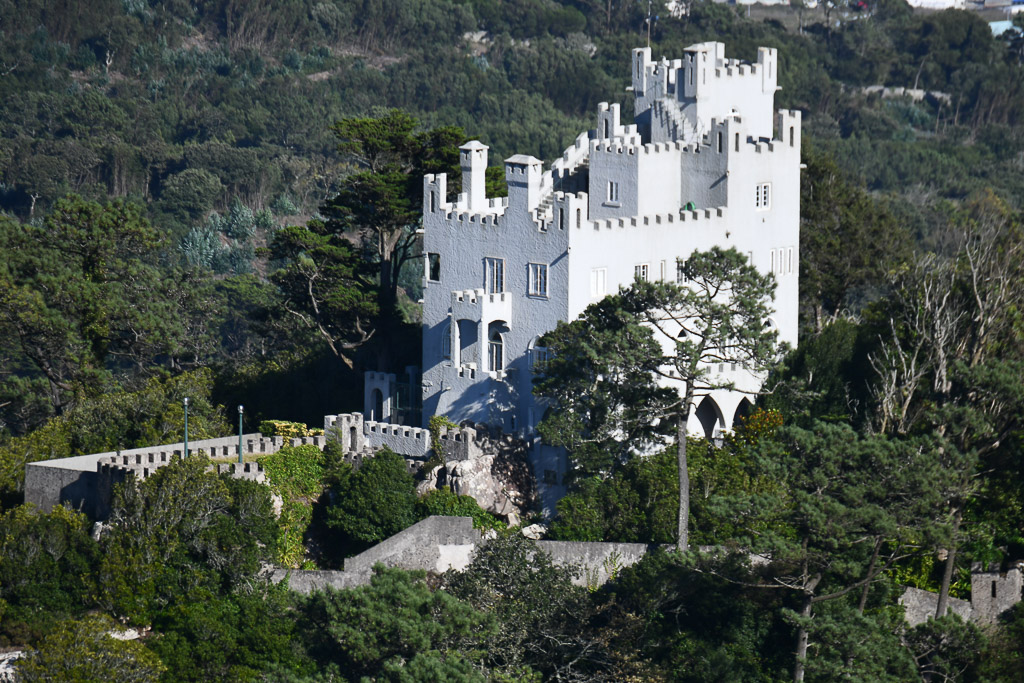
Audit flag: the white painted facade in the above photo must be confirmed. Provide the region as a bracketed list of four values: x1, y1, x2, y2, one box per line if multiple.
[417, 43, 801, 503]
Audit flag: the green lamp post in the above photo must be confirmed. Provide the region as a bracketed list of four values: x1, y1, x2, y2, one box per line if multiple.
[183, 397, 189, 457]
[238, 405, 244, 464]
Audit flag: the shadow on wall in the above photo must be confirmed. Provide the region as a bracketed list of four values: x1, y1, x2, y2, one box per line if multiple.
[213, 349, 363, 428]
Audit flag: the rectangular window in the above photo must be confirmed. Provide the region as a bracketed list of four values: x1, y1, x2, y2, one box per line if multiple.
[787, 247, 793, 274]
[531, 346, 549, 373]
[607, 181, 619, 203]
[590, 268, 607, 299]
[755, 183, 771, 210]
[676, 259, 689, 284]
[485, 257, 504, 293]
[660, 260, 667, 280]
[427, 253, 441, 282]
[528, 263, 548, 297]
[634, 263, 649, 281]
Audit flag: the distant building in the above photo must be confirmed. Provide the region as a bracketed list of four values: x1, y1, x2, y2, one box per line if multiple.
[366, 43, 801, 507]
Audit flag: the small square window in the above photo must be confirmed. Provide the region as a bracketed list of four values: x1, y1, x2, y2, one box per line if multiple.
[528, 263, 548, 297]
[634, 263, 649, 281]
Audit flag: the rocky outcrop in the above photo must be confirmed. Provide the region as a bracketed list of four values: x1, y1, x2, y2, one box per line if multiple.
[417, 424, 537, 526]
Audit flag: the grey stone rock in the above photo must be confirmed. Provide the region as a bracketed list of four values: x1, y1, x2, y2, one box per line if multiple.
[521, 523, 547, 540]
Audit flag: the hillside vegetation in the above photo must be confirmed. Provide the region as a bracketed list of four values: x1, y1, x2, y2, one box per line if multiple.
[4, 1, 1024, 680]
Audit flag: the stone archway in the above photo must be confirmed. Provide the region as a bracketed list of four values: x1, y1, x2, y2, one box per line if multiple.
[733, 397, 753, 429]
[695, 395, 724, 440]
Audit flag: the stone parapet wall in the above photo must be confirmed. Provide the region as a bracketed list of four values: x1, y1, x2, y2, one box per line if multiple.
[900, 587, 973, 627]
[324, 412, 482, 462]
[536, 540, 651, 587]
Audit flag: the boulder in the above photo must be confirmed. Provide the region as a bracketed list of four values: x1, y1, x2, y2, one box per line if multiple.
[520, 523, 547, 540]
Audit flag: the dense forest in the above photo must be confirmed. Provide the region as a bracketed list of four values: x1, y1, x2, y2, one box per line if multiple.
[4, 0, 1024, 680]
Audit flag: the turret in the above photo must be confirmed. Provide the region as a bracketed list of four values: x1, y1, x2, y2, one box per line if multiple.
[505, 154, 543, 212]
[631, 47, 651, 96]
[460, 140, 488, 211]
[597, 102, 622, 140]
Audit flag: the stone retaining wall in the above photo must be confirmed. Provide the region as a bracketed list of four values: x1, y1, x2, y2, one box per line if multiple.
[271, 516, 653, 594]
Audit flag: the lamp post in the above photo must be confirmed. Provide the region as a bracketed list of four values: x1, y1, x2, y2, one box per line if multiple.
[238, 405, 244, 464]
[183, 397, 189, 457]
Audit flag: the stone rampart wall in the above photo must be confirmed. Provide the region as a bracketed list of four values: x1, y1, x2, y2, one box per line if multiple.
[24, 432, 324, 517]
[899, 563, 1024, 627]
[900, 587, 973, 627]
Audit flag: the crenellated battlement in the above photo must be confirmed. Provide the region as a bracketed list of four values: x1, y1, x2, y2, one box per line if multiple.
[632, 43, 778, 145]
[443, 207, 507, 227]
[585, 206, 726, 232]
[95, 452, 268, 486]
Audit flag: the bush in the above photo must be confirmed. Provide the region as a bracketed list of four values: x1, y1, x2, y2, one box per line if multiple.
[416, 489, 506, 533]
[326, 449, 417, 547]
[258, 444, 326, 568]
[259, 420, 323, 438]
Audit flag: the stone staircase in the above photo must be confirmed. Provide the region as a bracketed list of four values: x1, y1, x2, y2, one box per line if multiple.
[535, 155, 589, 226]
[652, 98, 695, 143]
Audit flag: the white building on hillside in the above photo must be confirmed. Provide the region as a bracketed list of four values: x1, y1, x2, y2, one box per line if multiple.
[367, 42, 801, 504]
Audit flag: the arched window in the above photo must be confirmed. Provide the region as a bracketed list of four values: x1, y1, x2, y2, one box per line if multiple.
[529, 337, 549, 374]
[488, 328, 504, 372]
[441, 322, 452, 360]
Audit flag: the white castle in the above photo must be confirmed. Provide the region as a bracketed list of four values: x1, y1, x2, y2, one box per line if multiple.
[366, 42, 801, 506]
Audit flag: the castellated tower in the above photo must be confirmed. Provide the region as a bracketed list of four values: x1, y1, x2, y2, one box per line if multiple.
[386, 43, 799, 510]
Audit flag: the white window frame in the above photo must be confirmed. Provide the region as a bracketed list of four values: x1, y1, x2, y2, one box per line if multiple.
[676, 259, 689, 284]
[488, 329, 504, 372]
[607, 181, 619, 203]
[755, 183, 771, 210]
[634, 263, 649, 281]
[531, 346, 549, 374]
[484, 257, 504, 293]
[528, 263, 548, 298]
[590, 268, 607, 299]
